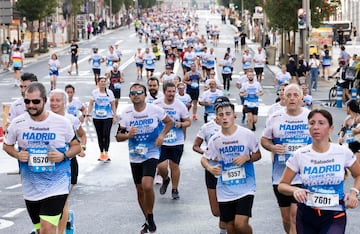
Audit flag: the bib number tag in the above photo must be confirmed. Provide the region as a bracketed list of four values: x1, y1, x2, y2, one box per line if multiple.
[134, 144, 148, 157]
[95, 109, 107, 117]
[306, 193, 339, 208]
[345, 130, 355, 143]
[28, 147, 55, 172]
[50, 66, 57, 71]
[246, 102, 257, 108]
[146, 60, 153, 65]
[222, 167, 246, 182]
[164, 129, 177, 143]
[114, 82, 121, 89]
[223, 66, 231, 73]
[191, 82, 199, 88]
[284, 143, 306, 153]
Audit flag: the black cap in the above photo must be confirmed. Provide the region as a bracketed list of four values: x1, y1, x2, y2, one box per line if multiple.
[214, 96, 230, 110]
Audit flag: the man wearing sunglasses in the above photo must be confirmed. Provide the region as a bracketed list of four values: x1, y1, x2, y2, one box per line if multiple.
[3, 82, 81, 234]
[116, 83, 173, 234]
[6, 72, 38, 130]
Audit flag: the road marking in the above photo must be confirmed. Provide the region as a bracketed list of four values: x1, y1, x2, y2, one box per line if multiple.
[5, 184, 22, 190]
[0, 219, 14, 229]
[2, 208, 26, 218]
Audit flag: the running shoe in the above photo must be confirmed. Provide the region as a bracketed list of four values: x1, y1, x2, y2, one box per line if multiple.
[97, 153, 105, 161]
[172, 189, 180, 200]
[66, 210, 74, 234]
[160, 177, 170, 195]
[147, 214, 156, 233]
[67, 70, 71, 75]
[30, 230, 37, 234]
[155, 175, 163, 185]
[140, 223, 149, 234]
[192, 115, 198, 120]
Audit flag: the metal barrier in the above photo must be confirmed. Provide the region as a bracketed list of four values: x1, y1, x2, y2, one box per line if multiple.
[351, 87, 357, 100]
[336, 86, 343, 108]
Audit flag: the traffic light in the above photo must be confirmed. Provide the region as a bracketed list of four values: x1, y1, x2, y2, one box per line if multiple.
[298, 8, 306, 29]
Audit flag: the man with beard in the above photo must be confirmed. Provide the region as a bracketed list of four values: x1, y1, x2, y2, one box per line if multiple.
[153, 82, 191, 199]
[3, 82, 81, 234]
[146, 77, 163, 104]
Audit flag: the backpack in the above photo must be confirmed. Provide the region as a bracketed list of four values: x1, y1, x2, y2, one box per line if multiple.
[342, 66, 356, 80]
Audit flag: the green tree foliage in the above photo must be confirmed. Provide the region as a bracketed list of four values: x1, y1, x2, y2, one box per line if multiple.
[16, 0, 57, 53]
[265, 0, 340, 31]
[138, 0, 157, 9]
[16, 0, 56, 21]
[70, 0, 85, 16]
[105, 0, 124, 14]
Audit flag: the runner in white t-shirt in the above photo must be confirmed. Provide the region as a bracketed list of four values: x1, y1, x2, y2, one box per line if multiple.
[261, 83, 312, 234]
[278, 109, 360, 234]
[153, 82, 191, 200]
[116, 83, 173, 233]
[202, 102, 261, 234]
[240, 72, 263, 131]
[194, 96, 229, 234]
[3, 82, 81, 234]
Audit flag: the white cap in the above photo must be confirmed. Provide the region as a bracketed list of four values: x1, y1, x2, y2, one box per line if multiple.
[113, 63, 119, 68]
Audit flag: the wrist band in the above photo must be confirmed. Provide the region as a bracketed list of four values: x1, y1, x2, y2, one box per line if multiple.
[350, 187, 359, 195]
[63, 152, 70, 161]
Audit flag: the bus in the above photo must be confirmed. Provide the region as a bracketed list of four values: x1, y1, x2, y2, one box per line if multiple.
[321, 21, 352, 45]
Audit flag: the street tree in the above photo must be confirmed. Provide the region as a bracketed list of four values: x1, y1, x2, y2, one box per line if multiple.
[15, 0, 56, 53]
[64, 0, 85, 42]
[264, 0, 339, 59]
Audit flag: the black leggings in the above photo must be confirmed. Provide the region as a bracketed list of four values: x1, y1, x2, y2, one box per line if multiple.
[93, 118, 113, 152]
[222, 73, 231, 91]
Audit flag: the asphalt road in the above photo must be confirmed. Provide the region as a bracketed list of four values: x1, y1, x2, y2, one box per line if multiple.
[0, 10, 356, 234]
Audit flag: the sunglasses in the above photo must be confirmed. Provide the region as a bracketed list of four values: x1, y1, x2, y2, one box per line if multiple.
[129, 90, 145, 96]
[24, 99, 42, 104]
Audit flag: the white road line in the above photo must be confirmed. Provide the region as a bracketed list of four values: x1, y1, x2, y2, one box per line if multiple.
[5, 184, 22, 190]
[0, 219, 14, 229]
[2, 208, 26, 218]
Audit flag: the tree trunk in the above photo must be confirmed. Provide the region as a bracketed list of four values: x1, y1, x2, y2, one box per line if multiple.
[30, 21, 35, 54]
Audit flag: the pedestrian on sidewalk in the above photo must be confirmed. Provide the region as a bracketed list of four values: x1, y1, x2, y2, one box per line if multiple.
[309, 53, 320, 91]
[1, 39, 11, 71]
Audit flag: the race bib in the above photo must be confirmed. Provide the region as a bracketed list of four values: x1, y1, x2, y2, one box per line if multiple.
[28, 147, 55, 172]
[164, 129, 177, 143]
[145, 60, 153, 65]
[306, 193, 339, 208]
[95, 109, 107, 117]
[191, 81, 199, 88]
[246, 102, 257, 108]
[284, 143, 307, 153]
[114, 82, 121, 90]
[133, 144, 148, 157]
[221, 167, 246, 182]
[345, 130, 355, 144]
[50, 66, 57, 71]
[223, 66, 231, 73]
